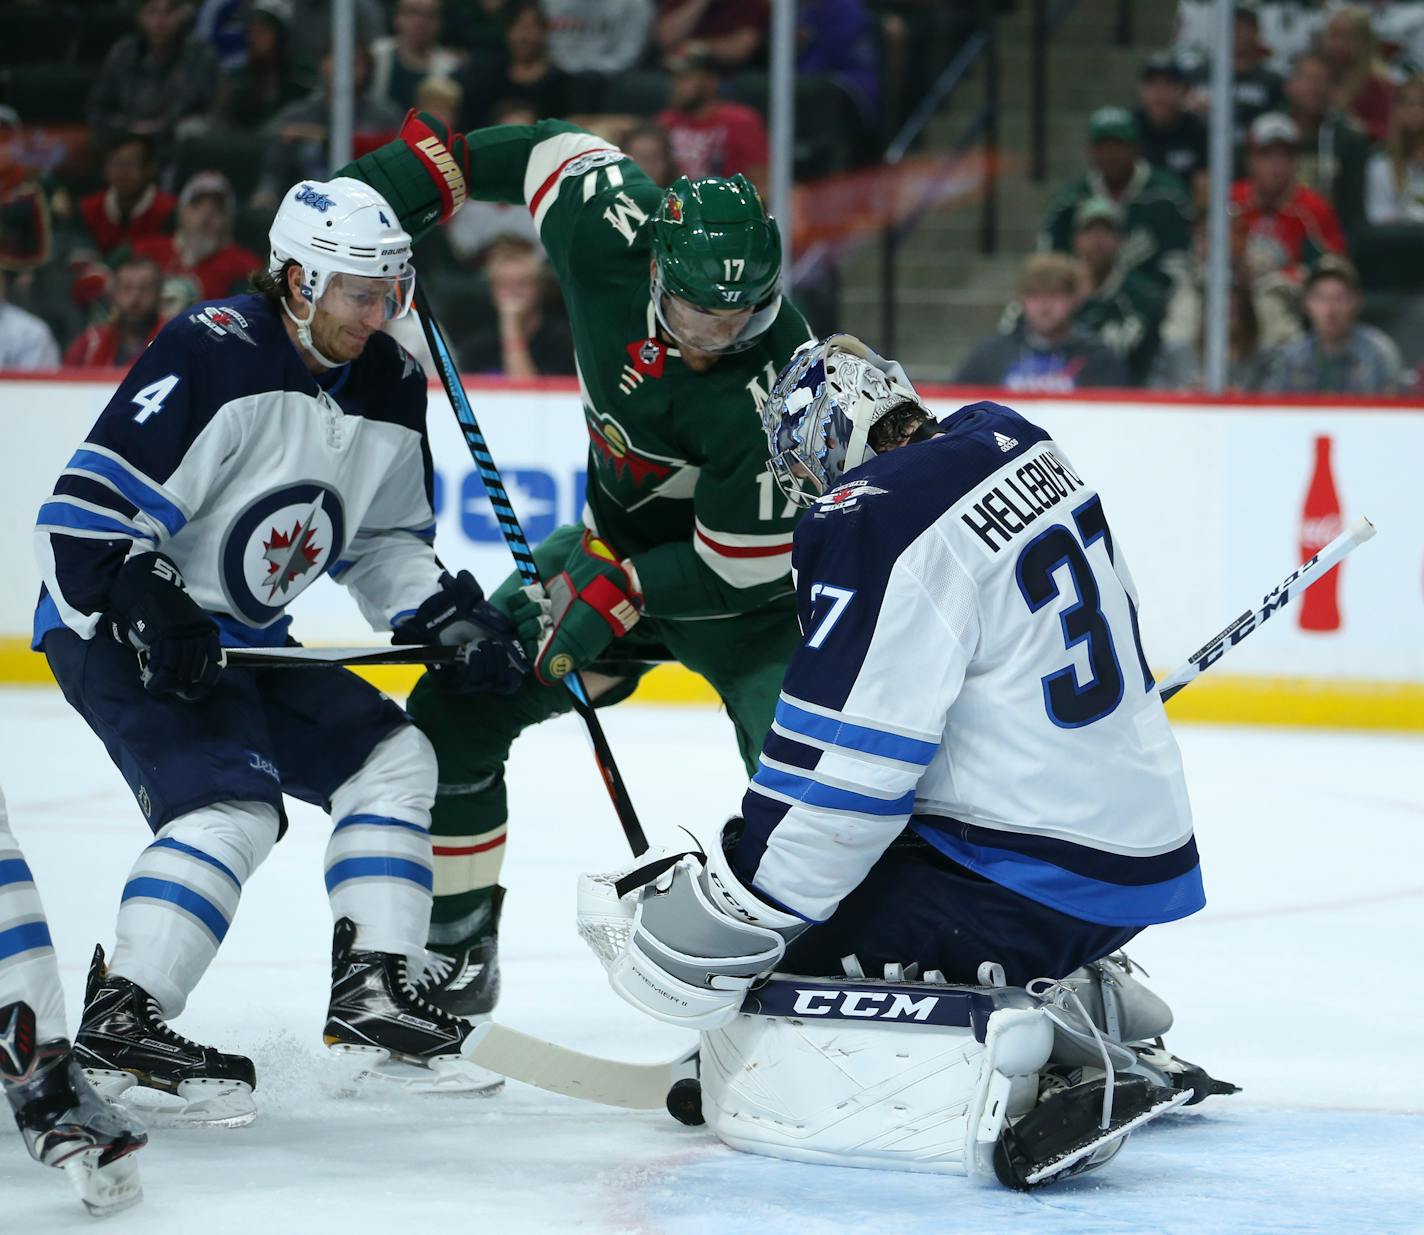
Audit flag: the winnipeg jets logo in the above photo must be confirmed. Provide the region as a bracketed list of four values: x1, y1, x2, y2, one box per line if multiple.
[294, 185, 336, 212]
[191, 305, 255, 346]
[221, 483, 345, 625]
[813, 480, 889, 517]
[261, 517, 323, 599]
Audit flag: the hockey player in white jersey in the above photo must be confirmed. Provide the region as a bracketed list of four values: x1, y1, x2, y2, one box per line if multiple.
[31, 178, 534, 1124]
[580, 334, 1234, 1186]
[1, 785, 146, 1215]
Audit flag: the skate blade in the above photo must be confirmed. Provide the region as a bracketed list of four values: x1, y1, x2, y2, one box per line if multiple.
[83, 1067, 256, 1128]
[326, 1042, 504, 1096]
[63, 1147, 144, 1217]
[1024, 1088, 1194, 1186]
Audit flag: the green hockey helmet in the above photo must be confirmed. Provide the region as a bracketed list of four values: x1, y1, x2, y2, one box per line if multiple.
[650, 174, 783, 354]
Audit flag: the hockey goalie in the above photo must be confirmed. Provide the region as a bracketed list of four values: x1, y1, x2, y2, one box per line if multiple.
[578, 334, 1236, 1188]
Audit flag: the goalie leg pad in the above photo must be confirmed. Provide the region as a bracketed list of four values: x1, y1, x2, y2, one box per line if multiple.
[697, 977, 1053, 1176]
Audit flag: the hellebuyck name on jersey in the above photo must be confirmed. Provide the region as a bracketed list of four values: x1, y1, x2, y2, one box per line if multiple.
[732, 401, 1203, 932]
[958, 446, 1087, 554]
[33, 294, 443, 651]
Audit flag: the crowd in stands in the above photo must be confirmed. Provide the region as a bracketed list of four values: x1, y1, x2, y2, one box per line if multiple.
[1, 0, 930, 377]
[0, 0, 1418, 397]
[959, 1, 1423, 395]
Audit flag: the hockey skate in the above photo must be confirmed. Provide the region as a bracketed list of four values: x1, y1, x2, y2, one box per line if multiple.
[994, 1074, 1191, 1189]
[2, 1001, 147, 1216]
[75, 945, 257, 1128]
[419, 886, 503, 1020]
[323, 917, 503, 1096]
[1049, 955, 1239, 1104]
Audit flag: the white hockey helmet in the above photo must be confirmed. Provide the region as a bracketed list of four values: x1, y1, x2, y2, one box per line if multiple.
[268, 176, 415, 321]
[760, 333, 927, 505]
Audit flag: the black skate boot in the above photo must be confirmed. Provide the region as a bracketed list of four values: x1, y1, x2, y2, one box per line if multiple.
[323, 917, 502, 1095]
[420, 886, 503, 1019]
[2, 1001, 147, 1216]
[74, 945, 256, 1127]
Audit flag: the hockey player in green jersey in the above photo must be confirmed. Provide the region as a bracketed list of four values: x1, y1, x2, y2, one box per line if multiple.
[342, 112, 813, 1014]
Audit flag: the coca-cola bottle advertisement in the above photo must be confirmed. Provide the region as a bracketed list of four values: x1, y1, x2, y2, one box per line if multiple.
[1299, 434, 1343, 632]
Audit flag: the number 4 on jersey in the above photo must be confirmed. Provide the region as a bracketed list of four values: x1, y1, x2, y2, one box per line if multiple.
[130, 375, 180, 424]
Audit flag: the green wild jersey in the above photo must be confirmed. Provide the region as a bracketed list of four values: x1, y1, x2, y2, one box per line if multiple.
[462, 121, 814, 620]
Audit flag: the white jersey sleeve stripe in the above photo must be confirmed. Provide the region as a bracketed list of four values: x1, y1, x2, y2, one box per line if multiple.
[692, 517, 794, 589]
[524, 134, 622, 231]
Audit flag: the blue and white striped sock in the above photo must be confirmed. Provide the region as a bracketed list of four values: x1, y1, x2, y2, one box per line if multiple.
[0, 790, 66, 1041]
[324, 813, 433, 963]
[110, 801, 279, 1017]
[325, 725, 437, 964]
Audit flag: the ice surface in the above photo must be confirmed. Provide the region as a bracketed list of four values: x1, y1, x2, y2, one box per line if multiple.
[1, 691, 1420, 1233]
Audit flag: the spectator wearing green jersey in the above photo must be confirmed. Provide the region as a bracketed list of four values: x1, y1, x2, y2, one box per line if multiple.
[1039, 106, 1194, 295]
[1070, 197, 1168, 386]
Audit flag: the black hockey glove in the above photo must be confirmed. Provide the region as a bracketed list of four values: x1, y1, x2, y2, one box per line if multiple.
[107, 552, 224, 702]
[393, 570, 534, 696]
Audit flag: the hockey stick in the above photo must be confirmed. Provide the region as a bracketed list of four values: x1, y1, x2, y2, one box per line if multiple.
[458, 516, 1382, 1110]
[1157, 516, 1376, 702]
[465, 1022, 697, 1110]
[223, 645, 676, 671]
[413, 285, 649, 856]
[222, 645, 468, 668]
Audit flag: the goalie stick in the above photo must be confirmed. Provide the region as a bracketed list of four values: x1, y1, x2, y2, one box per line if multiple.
[458, 516, 1381, 1110]
[1157, 516, 1375, 701]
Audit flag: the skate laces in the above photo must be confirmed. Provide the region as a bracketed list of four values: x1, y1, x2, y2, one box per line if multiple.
[421, 952, 457, 985]
[397, 960, 462, 1027]
[142, 995, 207, 1054]
[1028, 977, 1115, 1131]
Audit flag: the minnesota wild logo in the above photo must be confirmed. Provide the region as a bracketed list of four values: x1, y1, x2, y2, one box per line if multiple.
[663, 191, 684, 224]
[585, 410, 682, 489]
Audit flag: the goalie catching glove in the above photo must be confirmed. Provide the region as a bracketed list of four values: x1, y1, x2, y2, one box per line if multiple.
[336, 110, 470, 239]
[509, 530, 643, 686]
[577, 827, 805, 1030]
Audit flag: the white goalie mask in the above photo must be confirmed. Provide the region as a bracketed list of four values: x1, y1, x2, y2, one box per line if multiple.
[760, 333, 927, 505]
[268, 177, 415, 367]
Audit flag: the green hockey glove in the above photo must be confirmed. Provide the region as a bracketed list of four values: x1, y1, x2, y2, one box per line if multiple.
[335, 109, 470, 241]
[508, 531, 643, 686]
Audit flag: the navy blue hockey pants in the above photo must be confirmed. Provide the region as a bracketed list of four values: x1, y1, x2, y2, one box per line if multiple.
[782, 832, 1141, 987]
[43, 628, 409, 836]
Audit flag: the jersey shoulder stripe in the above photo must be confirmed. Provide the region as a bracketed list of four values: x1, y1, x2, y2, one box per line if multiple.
[524, 130, 625, 231]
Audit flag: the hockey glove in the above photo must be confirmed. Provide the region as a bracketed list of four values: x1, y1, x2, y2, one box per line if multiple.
[335, 110, 470, 241]
[107, 552, 223, 702]
[506, 531, 642, 687]
[576, 830, 805, 1031]
[393, 570, 534, 696]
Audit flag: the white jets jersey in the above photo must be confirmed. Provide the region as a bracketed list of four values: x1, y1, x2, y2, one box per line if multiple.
[733, 401, 1202, 928]
[33, 295, 443, 650]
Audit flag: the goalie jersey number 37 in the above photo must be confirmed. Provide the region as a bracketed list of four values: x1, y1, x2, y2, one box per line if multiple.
[734, 401, 1203, 930]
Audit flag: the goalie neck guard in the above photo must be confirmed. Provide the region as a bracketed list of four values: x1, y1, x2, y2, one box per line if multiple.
[268, 177, 415, 368]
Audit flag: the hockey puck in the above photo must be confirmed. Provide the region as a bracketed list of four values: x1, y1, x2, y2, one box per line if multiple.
[666, 1077, 704, 1126]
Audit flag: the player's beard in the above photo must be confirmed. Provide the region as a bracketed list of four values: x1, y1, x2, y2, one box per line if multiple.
[311, 310, 373, 364]
[678, 344, 722, 372]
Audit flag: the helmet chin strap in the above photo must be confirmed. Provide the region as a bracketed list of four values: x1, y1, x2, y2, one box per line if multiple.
[283, 297, 344, 370]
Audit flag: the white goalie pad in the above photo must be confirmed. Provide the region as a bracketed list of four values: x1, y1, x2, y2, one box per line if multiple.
[698, 976, 1053, 1177]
